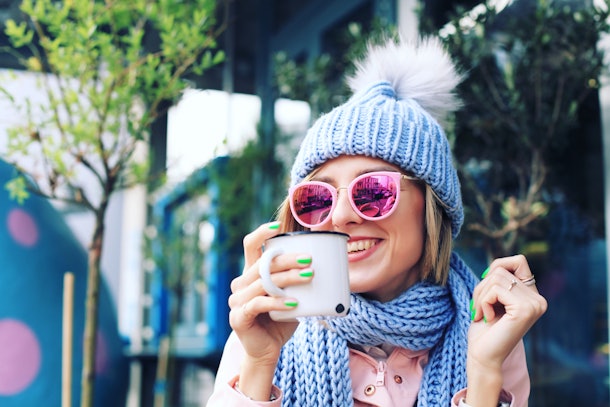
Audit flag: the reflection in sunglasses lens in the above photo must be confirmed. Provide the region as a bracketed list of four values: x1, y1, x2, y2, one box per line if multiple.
[293, 184, 333, 225]
[353, 175, 397, 218]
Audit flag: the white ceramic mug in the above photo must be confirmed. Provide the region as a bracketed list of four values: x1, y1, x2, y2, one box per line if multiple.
[258, 231, 351, 321]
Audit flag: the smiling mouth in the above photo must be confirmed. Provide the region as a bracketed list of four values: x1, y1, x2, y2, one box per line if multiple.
[347, 239, 378, 253]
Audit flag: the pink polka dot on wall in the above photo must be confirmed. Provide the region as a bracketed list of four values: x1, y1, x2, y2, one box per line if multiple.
[7, 208, 39, 247]
[0, 319, 42, 395]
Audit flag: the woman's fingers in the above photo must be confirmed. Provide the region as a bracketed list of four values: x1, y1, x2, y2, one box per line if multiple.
[243, 221, 281, 266]
[487, 254, 539, 291]
[232, 251, 313, 294]
[229, 293, 294, 327]
[472, 255, 547, 324]
[232, 222, 281, 293]
[229, 265, 312, 308]
[228, 221, 316, 330]
[474, 272, 547, 324]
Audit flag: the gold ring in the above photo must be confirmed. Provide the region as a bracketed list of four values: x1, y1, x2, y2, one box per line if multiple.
[508, 279, 518, 291]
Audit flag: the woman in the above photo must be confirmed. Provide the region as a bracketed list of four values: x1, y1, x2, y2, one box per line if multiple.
[207, 36, 547, 407]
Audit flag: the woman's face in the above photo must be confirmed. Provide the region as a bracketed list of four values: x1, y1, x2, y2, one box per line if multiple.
[309, 155, 426, 302]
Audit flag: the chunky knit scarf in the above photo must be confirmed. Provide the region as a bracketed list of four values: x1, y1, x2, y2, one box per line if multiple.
[273, 252, 478, 407]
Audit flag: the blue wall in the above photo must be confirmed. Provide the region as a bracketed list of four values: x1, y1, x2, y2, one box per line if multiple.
[0, 160, 128, 406]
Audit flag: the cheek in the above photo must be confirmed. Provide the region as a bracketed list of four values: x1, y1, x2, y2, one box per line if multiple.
[399, 192, 425, 225]
[394, 198, 426, 247]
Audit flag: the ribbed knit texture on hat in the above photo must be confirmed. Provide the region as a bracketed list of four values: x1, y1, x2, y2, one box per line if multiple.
[290, 37, 464, 236]
[274, 252, 478, 406]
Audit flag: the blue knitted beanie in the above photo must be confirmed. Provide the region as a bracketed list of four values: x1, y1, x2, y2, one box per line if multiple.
[290, 37, 464, 236]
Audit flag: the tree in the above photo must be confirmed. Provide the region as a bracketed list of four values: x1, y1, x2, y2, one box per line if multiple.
[440, 0, 610, 259]
[0, 0, 225, 406]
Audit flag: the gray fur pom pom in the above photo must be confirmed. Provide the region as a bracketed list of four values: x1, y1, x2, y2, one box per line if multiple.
[346, 36, 463, 127]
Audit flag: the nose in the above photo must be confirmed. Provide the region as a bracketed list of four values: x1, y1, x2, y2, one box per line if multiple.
[331, 188, 363, 227]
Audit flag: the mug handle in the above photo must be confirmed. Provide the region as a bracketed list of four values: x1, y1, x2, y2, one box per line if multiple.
[258, 247, 287, 297]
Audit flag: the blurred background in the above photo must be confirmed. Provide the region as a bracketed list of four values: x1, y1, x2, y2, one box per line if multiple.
[0, 0, 608, 406]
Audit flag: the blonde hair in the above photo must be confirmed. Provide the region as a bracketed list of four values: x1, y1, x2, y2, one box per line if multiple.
[421, 184, 453, 285]
[274, 175, 454, 286]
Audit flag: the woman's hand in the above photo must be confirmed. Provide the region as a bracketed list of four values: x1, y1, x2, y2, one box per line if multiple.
[227, 222, 312, 400]
[466, 254, 548, 407]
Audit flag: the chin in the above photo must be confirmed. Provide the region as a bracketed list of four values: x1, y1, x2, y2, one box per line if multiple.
[348, 279, 380, 297]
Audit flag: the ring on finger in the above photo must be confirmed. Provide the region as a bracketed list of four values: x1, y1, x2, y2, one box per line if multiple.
[508, 278, 518, 291]
[520, 275, 536, 286]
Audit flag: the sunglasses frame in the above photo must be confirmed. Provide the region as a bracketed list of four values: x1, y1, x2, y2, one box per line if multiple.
[289, 171, 415, 228]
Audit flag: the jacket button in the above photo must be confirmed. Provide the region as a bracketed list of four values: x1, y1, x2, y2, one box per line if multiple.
[364, 384, 376, 396]
[394, 375, 403, 384]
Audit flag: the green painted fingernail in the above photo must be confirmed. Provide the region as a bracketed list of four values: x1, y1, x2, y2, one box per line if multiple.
[299, 269, 313, 278]
[470, 299, 475, 321]
[284, 300, 298, 307]
[296, 256, 312, 265]
[481, 267, 490, 279]
[268, 221, 280, 230]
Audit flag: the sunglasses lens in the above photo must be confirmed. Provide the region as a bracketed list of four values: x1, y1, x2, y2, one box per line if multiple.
[291, 184, 334, 226]
[352, 174, 398, 218]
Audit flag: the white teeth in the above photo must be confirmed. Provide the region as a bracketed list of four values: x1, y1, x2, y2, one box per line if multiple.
[347, 240, 377, 253]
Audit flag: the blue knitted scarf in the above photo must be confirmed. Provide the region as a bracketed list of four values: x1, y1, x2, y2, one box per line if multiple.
[273, 252, 478, 406]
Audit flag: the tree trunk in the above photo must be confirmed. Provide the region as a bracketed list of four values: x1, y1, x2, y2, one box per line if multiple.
[80, 210, 105, 407]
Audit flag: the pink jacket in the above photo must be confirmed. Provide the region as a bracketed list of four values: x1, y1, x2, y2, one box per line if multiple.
[206, 331, 530, 407]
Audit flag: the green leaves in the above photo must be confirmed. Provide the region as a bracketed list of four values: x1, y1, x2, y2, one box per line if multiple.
[2, 0, 224, 209]
[4, 20, 34, 48]
[4, 176, 30, 205]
